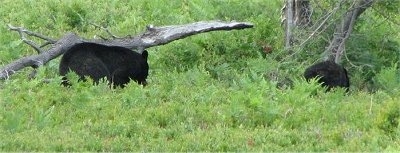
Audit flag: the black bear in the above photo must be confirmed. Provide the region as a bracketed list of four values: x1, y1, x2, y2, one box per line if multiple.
[304, 61, 349, 92]
[59, 42, 149, 88]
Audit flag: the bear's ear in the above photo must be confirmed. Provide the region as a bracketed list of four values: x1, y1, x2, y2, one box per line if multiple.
[142, 50, 148, 60]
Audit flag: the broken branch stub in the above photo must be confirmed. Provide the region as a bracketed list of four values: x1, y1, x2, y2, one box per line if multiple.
[0, 20, 253, 80]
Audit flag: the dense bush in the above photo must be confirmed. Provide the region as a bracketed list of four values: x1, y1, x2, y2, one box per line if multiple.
[0, 0, 399, 151]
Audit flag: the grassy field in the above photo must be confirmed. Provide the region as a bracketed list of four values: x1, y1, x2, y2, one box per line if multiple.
[1, 0, 400, 151]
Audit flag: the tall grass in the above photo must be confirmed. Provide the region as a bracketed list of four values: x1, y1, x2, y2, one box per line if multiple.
[0, 0, 399, 151]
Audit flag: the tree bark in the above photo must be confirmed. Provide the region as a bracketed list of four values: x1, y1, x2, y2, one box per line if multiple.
[294, 0, 312, 26]
[0, 21, 253, 80]
[324, 0, 375, 63]
[282, 0, 312, 49]
[283, 0, 294, 49]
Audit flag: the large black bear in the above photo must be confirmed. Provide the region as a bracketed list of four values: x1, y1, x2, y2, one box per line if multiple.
[304, 61, 349, 92]
[59, 42, 149, 88]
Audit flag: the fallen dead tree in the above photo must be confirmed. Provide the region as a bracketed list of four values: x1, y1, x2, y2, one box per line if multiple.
[0, 21, 253, 80]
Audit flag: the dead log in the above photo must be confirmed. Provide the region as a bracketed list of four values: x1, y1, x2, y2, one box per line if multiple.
[0, 20, 253, 80]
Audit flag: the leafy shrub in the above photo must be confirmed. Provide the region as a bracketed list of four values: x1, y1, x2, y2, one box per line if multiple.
[374, 64, 400, 95]
[1, 0, 400, 152]
[375, 99, 400, 137]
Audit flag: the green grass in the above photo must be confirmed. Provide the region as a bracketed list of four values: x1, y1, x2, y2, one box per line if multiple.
[1, 67, 399, 151]
[1, 0, 400, 151]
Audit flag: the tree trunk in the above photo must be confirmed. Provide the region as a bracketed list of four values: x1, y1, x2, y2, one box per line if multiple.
[324, 0, 375, 63]
[294, 0, 312, 26]
[282, 0, 312, 49]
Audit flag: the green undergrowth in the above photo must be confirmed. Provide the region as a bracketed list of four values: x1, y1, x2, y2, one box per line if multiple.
[1, 0, 400, 152]
[1, 62, 400, 151]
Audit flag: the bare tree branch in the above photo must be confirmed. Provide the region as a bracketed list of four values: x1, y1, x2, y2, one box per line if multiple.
[324, 0, 375, 63]
[0, 32, 80, 79]
[109, 21, 254, 51]
[0, 20, 253, 80]
[298, 1, 342, 47]
[7, 24, 57, 43]
[8, 24, 58, 53]
[40, 41, 54, 48]
[282, 0, 313, 50]
[89, 23, 122, 39]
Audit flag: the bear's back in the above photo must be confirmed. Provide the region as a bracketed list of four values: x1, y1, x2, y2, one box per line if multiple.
[304, 61, 349, 91]
[59, 42, 149, 87]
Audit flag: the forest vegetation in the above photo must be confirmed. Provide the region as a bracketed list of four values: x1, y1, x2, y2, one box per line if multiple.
[0, 0, 399, 151]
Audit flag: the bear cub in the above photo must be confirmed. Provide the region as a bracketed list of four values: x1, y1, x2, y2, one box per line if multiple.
[304, 61, 349, 92]
[59, 42, 149, 88]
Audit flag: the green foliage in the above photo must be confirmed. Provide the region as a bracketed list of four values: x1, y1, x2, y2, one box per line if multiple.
[376, 0, 400, 14]
[374, 64, 400, 95]
[294, 0, 400, 92]
[63, 2, 89, 31]
[3, 65, 400, 151]
[346, 15, 400, 88]
[375, 99, 400, 137]
[1, 0, 400, 152]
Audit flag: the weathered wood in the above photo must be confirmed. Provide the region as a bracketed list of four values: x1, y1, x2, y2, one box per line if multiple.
[0, 21, 253, 79]
[281, 0, 312, 49]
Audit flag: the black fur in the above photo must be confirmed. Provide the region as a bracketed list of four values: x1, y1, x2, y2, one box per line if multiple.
[304, 61, 349, 91]
[59, 43, 149, 88]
